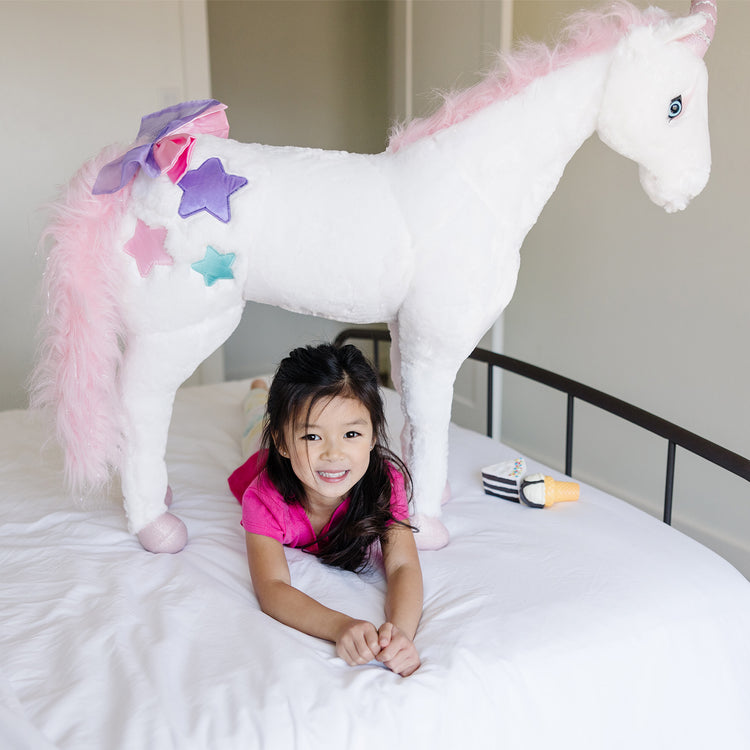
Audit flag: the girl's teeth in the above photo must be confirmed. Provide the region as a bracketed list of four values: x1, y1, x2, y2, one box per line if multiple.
[320, 471, 346, 478]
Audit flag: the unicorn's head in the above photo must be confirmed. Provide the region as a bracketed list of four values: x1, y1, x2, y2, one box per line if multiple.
[597, 0, 716, 213]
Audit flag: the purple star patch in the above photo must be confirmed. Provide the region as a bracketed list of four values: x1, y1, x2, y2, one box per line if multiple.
[177, 158, 247, 223]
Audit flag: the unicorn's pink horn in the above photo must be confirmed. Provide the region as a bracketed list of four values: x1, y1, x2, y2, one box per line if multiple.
[686, 0, 717, 57]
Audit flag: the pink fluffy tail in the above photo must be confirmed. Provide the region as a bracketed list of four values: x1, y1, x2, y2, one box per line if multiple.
[29, 146, 130, 493]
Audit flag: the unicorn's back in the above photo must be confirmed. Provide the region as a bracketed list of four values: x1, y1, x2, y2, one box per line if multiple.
[127, 136, 414, 325]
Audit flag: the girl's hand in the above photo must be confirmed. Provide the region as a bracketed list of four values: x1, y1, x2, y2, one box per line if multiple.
[335, 619, 381, 666]
[376, 622, 421, 677]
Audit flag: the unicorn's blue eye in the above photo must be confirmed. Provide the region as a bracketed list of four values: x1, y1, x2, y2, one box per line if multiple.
[668, 96, 683, 119]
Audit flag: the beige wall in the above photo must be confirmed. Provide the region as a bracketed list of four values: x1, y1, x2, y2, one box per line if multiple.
[0, 0, 211, 409]
[502, 1, 750, 575]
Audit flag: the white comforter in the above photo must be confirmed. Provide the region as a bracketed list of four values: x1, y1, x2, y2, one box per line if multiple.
[2, 381, 750, 750]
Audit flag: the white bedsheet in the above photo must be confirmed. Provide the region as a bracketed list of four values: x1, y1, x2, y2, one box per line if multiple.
[2, 380, 750, 750]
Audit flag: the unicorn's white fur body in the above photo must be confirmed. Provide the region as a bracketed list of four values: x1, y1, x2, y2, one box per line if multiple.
[33, 1, 716, 552]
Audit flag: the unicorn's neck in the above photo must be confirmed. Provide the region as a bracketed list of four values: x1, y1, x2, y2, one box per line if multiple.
[394, 50, 611, 242]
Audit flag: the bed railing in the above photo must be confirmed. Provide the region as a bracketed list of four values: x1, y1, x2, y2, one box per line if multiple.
[334, 327, 750, 526]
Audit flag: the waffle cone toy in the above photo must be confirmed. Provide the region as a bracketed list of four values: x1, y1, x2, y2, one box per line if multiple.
[520, 473, 579, 509]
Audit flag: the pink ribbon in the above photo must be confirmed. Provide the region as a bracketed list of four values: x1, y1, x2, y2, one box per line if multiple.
[152, 104, 230, 184]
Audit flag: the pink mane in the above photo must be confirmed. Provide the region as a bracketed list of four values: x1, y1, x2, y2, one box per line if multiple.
[387, 1, 670, 152]
[29, 145, 129, 493]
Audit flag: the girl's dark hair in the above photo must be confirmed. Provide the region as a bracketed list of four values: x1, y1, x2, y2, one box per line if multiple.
[260, 342, 414, 572]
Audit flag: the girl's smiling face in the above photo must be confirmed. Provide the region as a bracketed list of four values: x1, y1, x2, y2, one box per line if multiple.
[282, 395, 374, 510]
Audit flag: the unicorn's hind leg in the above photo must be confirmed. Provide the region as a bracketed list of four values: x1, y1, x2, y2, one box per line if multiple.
[120, 355, 186, 553]
[120, 308, 242, 552]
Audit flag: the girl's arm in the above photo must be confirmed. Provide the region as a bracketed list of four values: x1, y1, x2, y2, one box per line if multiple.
[377, 523, 424, 676]
[246, 532, 380, 666]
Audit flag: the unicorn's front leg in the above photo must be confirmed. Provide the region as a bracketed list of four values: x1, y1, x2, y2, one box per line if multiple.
[398, 357, 456, 550]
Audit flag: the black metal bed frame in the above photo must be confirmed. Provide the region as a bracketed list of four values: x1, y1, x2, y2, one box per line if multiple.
[334, 327, 750, 526]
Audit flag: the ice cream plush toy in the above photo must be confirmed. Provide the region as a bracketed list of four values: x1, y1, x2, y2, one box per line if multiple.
[520, 475, 581, 509]
[30, 1, 716, 552]
[482, 459, 580, 509]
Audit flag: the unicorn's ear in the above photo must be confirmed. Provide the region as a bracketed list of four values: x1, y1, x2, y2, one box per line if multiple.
[655, 14, 708, 45]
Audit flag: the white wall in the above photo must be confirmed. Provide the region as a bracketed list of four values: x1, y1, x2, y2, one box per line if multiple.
[0, 0, 211, 410]
[502, 1, 750, 576]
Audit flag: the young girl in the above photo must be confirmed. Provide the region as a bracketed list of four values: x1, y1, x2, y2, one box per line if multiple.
[228, 343, 423, 677]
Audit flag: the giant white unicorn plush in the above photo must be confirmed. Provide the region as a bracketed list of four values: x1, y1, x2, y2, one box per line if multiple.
[31, 0, 716, 553]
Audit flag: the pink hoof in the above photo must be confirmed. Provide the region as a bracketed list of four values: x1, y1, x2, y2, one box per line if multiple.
[137, 512, 187, 553]
[412, 514, 450, 550]
[441, 481, 452, 506]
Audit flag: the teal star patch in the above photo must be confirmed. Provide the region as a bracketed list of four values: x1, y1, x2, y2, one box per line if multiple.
[191, 246, 236, 286]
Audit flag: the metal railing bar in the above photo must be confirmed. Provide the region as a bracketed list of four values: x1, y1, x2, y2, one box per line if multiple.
[565, 394, 575, 477]
[664, 441, 676, 525]
[486, 362, 494, 439]
[468, 345, 750, 484]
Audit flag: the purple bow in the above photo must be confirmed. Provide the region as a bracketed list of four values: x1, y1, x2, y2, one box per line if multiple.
[92, 99, 222, 195]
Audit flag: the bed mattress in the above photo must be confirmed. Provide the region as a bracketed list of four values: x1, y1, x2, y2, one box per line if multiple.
[2, 380, 750, 749]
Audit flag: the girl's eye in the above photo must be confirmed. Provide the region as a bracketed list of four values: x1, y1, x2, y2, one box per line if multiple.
[345, 431, 361, 439]
[301, 434, 320, 441]
[668, 96, 682, 119]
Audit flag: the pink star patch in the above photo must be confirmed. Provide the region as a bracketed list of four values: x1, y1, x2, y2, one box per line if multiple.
[124, 219, 173, 277]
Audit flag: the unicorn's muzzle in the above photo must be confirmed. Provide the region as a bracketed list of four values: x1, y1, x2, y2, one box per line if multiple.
[639, 162, 710, 214]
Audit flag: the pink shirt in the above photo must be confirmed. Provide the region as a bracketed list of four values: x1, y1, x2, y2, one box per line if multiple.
[228, 451, 409, 553]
